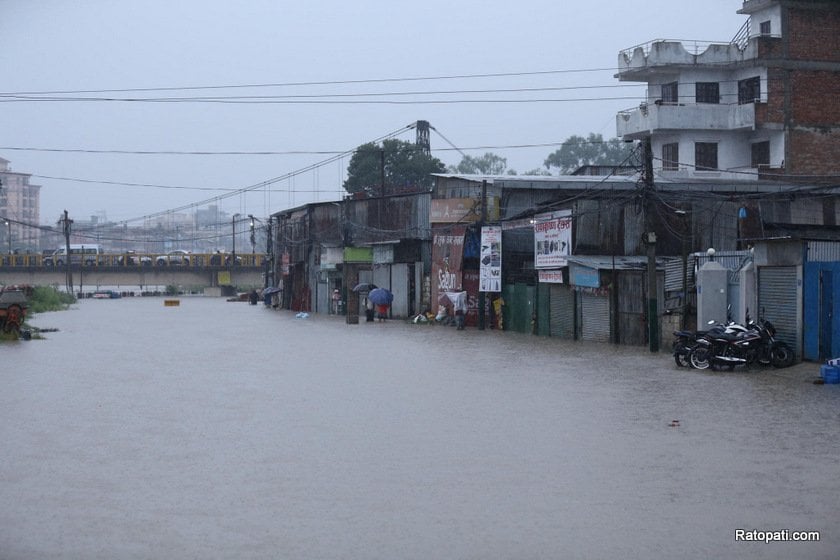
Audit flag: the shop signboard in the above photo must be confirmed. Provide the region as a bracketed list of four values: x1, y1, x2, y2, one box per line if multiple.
[320, 246, 344, 270]
[538, 270, 564, 283]
[571, 263, 600, 288]
[534, 209, 572, 269]
[430, 198, 499, 224]
[479, 225, 502, 292]
[431, 199, 480, 223]
[372, 244, 394, 265]
[343, 247, 373, 263]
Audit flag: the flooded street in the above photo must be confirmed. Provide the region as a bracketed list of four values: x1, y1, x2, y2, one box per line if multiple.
[2, 297, 839, 559]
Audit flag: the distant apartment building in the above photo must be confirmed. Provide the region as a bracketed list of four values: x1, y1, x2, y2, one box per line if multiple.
[616, 0, 840, 183]
[0, 157, 41, 252]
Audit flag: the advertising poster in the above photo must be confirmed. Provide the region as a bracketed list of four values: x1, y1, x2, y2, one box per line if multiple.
[431, 226, 466, 308]
[479, 225, 502, 292]
[534, 210, 572, 269]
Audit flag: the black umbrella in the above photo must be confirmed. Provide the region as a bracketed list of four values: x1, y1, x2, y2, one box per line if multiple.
[352, 282, 377, 292]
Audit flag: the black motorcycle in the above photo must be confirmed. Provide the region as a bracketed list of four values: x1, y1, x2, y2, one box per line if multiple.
[752, 319, 795, 368]
[672, 320, 750, 368]
[689, 319, 794, 370]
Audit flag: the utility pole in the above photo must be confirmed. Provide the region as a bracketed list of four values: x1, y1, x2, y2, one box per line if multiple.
[415, 120, 431, 156]
[478, 179, 487, 330]
[676, 210, 689, 330]
[643, 138, 659, 352]
[58, 210, 73, 293]
[265, 216, 274, 289]
[231, 213, 240, 266]
[379, 148, 386, 198]
[249, 216, 256, 255]
[378, 148, 385, 243]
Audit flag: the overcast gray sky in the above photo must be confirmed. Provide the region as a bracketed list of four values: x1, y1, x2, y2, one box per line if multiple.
[0, 0, 747, 225]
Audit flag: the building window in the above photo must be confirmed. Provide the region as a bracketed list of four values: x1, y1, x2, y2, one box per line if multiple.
[760, 20, 771, 35]
[751, 141, 770, 168]
[738, 76, 761, 104]
[661, 81, 678, 104]
[662, 143, 679, 170]
[696, 82, 720, 104]
[695, 142, 718, 171]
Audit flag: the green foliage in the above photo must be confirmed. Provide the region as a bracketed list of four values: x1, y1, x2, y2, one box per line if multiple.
[27, 286, 76, 314]
[343, 139, 445, 194]
[165, 285, 180, 295]
[522, 168, 552, 176]
[448, 152, 508, 175]
[544, 133, 635, 174]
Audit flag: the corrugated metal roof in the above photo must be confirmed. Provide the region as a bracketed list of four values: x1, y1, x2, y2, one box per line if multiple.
[807, 240, 840, 262]
[435, 173, 838, 195]
[565, 255, 673, 270]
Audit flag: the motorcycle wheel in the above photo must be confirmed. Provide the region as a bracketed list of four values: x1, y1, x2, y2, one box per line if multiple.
[770, 342, 795, 368]
[689, 346, 710, 370]
[756, 346, 772, 366]
[673, 345, 690, 367]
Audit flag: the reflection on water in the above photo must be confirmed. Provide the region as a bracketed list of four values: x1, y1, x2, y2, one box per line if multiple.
[2, 297, 838, 559]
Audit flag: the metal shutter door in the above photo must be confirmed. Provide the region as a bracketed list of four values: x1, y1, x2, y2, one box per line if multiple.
[580, 292, 610, 343]
[549, 284, 574, 339]
[758, 266, 798, 355]
[390, 264, 409, 318]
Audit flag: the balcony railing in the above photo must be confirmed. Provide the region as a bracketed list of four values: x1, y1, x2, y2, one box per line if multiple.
[619, 38, 734, 61]
[617, 101, 756, 138]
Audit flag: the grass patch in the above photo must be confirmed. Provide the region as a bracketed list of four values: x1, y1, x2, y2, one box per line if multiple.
[27, 286, 77, 314]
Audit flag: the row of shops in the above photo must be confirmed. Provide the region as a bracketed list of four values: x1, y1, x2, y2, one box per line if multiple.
[270, 174, 840, 362]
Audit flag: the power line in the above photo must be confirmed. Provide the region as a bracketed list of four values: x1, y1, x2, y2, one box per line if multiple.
[0, 139, 627, 157]
[0, 67, 620, 96]
[0, 84, 646, 102]
[0, 67, 793, 98]
[0, 95, 645, 105]
[110, 124, 415, 225]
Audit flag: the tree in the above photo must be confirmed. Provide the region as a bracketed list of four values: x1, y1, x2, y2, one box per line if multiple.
[522, 168, 551, 176]
[543, 133, 635, 174]
[343, 139, 445, 194]
[447, 152, 508, 175]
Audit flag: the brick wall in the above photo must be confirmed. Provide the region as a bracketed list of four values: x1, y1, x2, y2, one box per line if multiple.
[778, 3, 840, 177]
[790, 70, 840, 123]
[788, 5, 840, 62]
[788, 129, 840, 175]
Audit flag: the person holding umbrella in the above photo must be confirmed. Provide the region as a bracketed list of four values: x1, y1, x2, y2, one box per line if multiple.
[367, 287, 393, 322]
[352, 283, 378, 322]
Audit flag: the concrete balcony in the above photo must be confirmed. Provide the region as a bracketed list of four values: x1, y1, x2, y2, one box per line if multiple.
[617, 39, 758, 81]
[617, 102, 756, 139]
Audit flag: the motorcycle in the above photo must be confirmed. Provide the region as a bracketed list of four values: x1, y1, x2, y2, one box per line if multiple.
[752, 319, 795, 368]
[688, 318, 794, 370]
[672, 318, 750, 368]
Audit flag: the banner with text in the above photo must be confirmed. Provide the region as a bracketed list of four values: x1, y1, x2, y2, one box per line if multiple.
[479, 225, 502, 292]
[431, 226, 466, 310]
[534, 210, 572, 269]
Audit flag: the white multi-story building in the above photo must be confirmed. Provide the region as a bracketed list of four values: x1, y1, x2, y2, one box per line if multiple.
[0, 157, 41, 252]
[616, 0, 840, 183]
